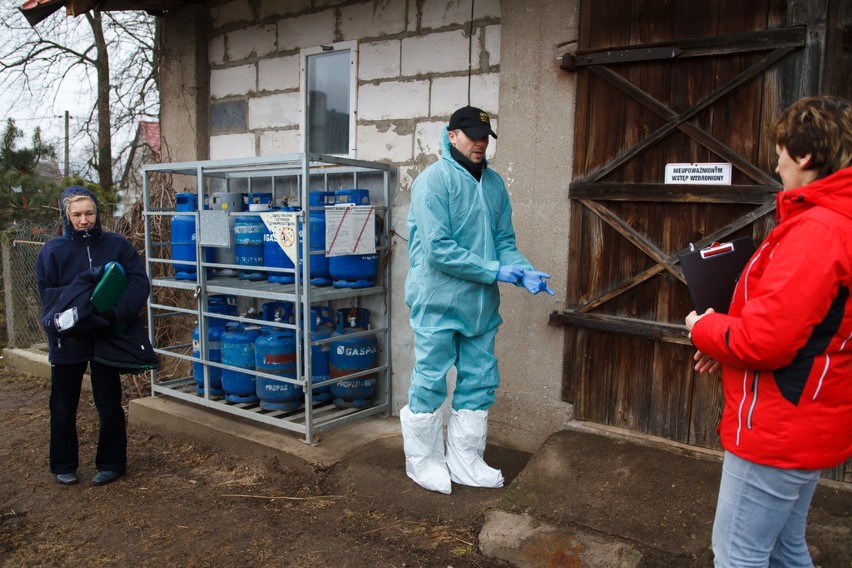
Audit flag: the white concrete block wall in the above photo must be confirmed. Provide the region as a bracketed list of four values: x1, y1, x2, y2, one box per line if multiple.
[248, 92, 301, 130]
[208, 2, 501, 163]
[420, 0, 472, 29]
[356, 124, 414, 163]
[418, 0, 501, 30]
[258, 56, 300, 92]
[415, 121, 446, 162]
[227, 24, 278, 61]
[483, 24, 501, 67]
[260, 129, 300, 156]
[339, 0, 407, 40]
[277, 11, 336, 51]
[430, 73, 500, 117]
[211, 0, 253, 28]
[209, 35, 226, 65]
[258, 0, 310, 19]
[401, 31, 479, 75]
[474, 0, 502, 19]
[396, 167, 419, 197]
[359, 40, 401, 81]
[405, 0, 417, 32]
[210, 64, 256, 99]
[358, 80, 430, 121]
[210, 133, 255, 160]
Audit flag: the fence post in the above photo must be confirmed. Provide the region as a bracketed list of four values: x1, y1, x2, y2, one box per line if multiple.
[1, 229, 21, 348]
[2, 227, 46, 349]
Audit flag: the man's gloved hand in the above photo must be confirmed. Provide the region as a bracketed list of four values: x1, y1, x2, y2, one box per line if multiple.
[521, 270, 555, 296]
[496, 265, 524, 283]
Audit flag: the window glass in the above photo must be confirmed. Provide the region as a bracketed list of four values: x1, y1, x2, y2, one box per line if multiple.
[305, 46, 354, 155]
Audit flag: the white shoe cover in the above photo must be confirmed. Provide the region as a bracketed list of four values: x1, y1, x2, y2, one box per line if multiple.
[400, 405, 452, 494]
[446, 408, 504, 488]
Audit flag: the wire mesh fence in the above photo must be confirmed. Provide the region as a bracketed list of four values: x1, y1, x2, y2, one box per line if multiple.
[1, 221, 57, 350]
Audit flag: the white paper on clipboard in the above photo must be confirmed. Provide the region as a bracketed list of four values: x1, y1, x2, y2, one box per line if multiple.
[325, 204, 376, 257]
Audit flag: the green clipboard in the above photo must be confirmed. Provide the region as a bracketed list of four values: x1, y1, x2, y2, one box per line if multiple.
[90, 262, 129, 314]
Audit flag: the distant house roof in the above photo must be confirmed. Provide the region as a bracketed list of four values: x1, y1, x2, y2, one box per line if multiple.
[115, 120, 161, 216]
[139, 121, 161, 158]
[122, 120, 161, 182]
[20, 0, 204, 26]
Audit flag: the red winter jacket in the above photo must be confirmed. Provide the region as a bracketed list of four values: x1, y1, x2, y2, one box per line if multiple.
[691, 167, 852, 470]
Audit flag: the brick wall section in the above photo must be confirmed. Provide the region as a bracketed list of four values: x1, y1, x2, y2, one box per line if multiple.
[207, 0, 502, 195]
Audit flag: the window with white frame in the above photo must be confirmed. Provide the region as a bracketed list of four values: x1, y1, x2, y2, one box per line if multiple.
[301, 40, 357, 156]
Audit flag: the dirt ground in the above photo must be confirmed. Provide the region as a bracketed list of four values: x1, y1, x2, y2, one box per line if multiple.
[0, 371, 516, 568]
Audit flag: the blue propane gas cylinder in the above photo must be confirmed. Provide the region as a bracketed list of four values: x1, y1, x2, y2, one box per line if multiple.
[193, 323, 227, 396]
[193, 295, 239, 396]
[305, 192, 334, 286]
[209, 192, 243, 276]
[329, 189, 378, 288]
[221, 322, 263, 403]
[261, 301, 294, 323]
[207, 294, 239, 327]
[308, 306, 335, 403]
[172, 192, 201, 280]
[255, 321, 300, 411]
[329, 307, 377, 408]
[235, 192, 271, 280]
[264, 205, 298, 284]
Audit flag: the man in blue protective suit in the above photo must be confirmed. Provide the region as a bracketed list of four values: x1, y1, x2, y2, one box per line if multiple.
[402, 105, 554, 494]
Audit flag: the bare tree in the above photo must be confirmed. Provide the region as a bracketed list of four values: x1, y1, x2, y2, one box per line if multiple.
[0, 5, 159, 191]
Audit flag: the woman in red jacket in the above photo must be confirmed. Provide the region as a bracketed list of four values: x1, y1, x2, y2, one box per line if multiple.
[686, 95, 852, 567]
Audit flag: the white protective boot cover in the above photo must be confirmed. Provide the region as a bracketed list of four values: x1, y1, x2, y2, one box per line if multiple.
[400, 405, 452, 494]
[446, 408, 504, 488]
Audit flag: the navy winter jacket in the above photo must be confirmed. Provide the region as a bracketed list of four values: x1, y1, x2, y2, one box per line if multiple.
[36, 186, 152, 366]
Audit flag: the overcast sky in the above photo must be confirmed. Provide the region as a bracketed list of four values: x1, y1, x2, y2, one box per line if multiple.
[1, 62, 97, 176]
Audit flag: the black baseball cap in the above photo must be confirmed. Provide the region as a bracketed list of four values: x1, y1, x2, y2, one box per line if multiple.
[447, 106, 497, 139]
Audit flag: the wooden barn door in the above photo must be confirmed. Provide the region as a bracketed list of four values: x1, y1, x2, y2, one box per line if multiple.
[551, 2, 829, 451]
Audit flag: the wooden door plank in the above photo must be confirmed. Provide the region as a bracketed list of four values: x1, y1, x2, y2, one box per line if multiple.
[577, 47, 796, 183]
[568, 27, 807, 62]
[569, 182, 779, 203]
[587, 65, 778, 184]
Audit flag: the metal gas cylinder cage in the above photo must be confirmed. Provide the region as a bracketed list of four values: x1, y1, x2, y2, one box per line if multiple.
[141, 153, 393, 444]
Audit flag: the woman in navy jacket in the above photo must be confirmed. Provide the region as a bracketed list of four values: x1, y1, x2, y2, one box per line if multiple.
[36, 186, 151, 486]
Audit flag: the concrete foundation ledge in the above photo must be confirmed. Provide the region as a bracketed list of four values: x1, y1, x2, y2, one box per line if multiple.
[128, 395, 401, 470]
[3, 347, 51, 380]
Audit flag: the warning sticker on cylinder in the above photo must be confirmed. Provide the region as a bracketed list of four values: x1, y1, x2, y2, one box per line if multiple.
[325, 205, 376, 257]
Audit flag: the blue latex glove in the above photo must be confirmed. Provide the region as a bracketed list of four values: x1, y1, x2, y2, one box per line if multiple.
[496, 265, 524, 283]
[521, 270, 555, 296]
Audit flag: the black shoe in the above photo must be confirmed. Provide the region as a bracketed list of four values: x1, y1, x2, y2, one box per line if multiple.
[92, 470, 123, 486]
[55, 473, 79, 485]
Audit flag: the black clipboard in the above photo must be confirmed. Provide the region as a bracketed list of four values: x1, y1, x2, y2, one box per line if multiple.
[678, 237, 756, 314]
[90, 262, 128, 314]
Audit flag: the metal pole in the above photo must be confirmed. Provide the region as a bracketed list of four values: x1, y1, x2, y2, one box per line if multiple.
[64, 111, 70, 178]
